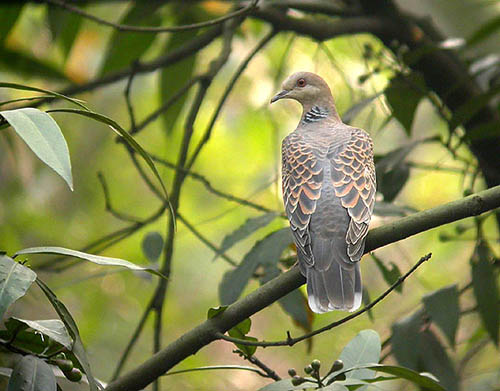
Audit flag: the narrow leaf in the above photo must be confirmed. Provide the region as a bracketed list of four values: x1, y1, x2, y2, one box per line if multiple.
[0, 254, 37, 320]
[215, 212, 278, 261]
[468, 15, 500, 47]
[338, 330, 381, 380]
[47, 108, 172, 216]
[7, 355, 56, 391]
[372, 254, 402, 292]
[142, 231, 164, 262]
[36, 278, 99, 391]
[471, 242, 499, 345]
[0, 82, 89, 110]
[6, 317, 72, 349]
[343, 93, 383, 124]
[423, 284, 459, 347]
[1, 108, 73, 190]
[15, 246, 166, 279]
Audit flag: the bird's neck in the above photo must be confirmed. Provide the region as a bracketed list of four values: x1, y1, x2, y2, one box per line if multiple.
[301, 102, 341, 125]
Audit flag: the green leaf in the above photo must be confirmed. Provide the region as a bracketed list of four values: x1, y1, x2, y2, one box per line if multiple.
[165, 364, 271, 377]
[228, 318, 257, 356]
[47, 108, 172, 215]
[7, 355, 56, 391]
[207, 305, 227, 319]
[47, 7, 82, 60]
[0, 254, 37, 320]
[471, 242, 499, 345]
[0, 82, 89, 110]
[423, 284, 459, 347]
[418, 329, 458, 391]
[258, 379, 315, 391]
[371, 254, 402, 292]
[0, 5, 23, 44]
[1, 108, 73, 190]
[160, 29, 198, 134]
[321, 384, 349, 391]
[338, 330, 381, 380]
[341, 364, 445, 391]
[385, 73, 426, 135]
[6, 317, 72, 349]
[100, 3, 162, 75]
[391, 310, 423, 370]
[142, 231, 164, 262]
[0, 47, 68, 81]
[214, 212, 278, 261]
[468, 15, 500, 47]
[219, 228, 292, 305]
[15, 246, 166, 279]
[35, 278, 99, 391]
[343, 93, 383, 124]
[0, 326, 53, 355]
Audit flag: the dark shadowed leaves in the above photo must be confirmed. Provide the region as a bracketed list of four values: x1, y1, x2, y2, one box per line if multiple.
[7, 355, 56, 391]
[0, 254, 37, 320]
[1, 108, 73, 190]
[385, 73, 426, 135]
[100, 3, 162, 75]
[35, 279, 99, 391]
[47, 7, 82, 61]
[372, 254, 402, 292]
[142, 231, 164, 262]
[391, 310, 423, 369]
[228, 318, 257, 356]
[0, 48, 68, 81]
[0, 5, 22, 44]
[214, 212, 278, 261]
[219, 228, 292, 305]
[471, 241, 499, 345]
[423, 284, 459, 347]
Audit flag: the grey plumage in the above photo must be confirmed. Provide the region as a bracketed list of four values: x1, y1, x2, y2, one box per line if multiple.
[271, 72, 376, 313]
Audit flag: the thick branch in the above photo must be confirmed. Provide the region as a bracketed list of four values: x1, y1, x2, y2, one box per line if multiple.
[105, 185, 500, 391]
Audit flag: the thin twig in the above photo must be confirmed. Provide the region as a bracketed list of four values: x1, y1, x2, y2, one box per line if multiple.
[177, 213, 238, 266]
[244, 354, 281, 381]
[216, 253, 432, 347]
[45, 0, 259, 33]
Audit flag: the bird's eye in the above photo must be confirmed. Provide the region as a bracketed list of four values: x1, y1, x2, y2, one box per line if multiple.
[297, 78, 306, 87]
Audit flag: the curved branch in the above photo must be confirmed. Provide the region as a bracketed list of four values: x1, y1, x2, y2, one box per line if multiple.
[105, 185, 500, 391]
[46, 0, 258, 33]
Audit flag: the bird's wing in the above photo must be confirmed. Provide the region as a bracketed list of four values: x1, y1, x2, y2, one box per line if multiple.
[282, 132, 323, 266]
[329, 128, 376, 261]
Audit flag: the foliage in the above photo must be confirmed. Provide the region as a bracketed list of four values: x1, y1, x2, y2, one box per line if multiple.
[0, 1, 499, 391]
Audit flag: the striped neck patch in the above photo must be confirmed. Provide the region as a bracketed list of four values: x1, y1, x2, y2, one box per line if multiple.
[303, 105, 329, 123]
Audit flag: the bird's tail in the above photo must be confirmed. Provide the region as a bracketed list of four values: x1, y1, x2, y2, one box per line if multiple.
[305, 259, 362, 314]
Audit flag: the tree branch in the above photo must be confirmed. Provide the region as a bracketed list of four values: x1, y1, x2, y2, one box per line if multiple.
[105, 185, 500, 391]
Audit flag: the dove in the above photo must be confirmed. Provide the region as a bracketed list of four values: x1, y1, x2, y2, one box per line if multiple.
[271, 72, 376, 313]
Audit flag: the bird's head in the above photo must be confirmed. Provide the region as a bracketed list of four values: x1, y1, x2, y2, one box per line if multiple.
[270, 71, 334, 108]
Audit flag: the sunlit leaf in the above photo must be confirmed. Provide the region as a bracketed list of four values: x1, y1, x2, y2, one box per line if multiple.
[228, 318, 257, 356]
[214, 212, 278, 261]
[36, 278, 99, 391]
[6, 317, 72, 349]
[471, 242, 499, 345]
[219, 228, 292, 305]
[142, 231, 164, 262]
[0, 5, 23, 44]
[15, 246, 166, 279]
[1, 108, 73, 190]
[7, 355, 56, 391]
[423, 284, 459, 347]
[100, 3, 162, 75]
[385, 73, 426, 135]
[0, 254, 37, 320]
[372, 254, 402, 292]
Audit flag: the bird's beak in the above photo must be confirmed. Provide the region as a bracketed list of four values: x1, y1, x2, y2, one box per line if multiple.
[270, 89, 289, 104]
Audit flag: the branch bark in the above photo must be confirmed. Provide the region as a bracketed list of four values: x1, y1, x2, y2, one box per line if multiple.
[105, 185, 500, 391]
